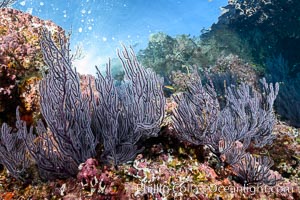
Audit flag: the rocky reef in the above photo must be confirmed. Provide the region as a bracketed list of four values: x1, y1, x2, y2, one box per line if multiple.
[0, 3, 299, 200]
[204, 0, 300, 67]
[0, 8, 64, 125]
[202, 0, 300, 127]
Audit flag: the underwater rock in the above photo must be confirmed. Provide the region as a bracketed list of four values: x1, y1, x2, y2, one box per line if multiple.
[210, 54, 259, 87]
[0, 8, 64, 125]
[205, 0, 300, 69]
[79, 74, 99, 102]
[0, 65, 16, 113]
[77, 158, 100, 190]
[77, 158, 126, 197]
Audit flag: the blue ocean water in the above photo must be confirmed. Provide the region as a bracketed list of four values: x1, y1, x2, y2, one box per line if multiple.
[12, 0, 227, 74]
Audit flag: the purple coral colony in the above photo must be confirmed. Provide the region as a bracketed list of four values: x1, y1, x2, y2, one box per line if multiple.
[0, 0, 299, 199]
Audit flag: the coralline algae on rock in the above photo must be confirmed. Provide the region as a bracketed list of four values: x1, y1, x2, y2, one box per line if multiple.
[0, 8, 64, 124]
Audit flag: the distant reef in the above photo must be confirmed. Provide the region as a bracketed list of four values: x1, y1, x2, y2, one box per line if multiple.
[138, 0, 300, 127]
[203, 0, 300, 70]
[202, 0, 300, 127]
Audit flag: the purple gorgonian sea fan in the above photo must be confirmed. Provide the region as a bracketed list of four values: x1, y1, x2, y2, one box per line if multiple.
[0, 107, 31, 181]
[92, 46, 165, 167]
[172, 70, 279, 159]
[0, 28, 165, 180]
[172, 69, 279, 185]
[22, 29, 97, 179]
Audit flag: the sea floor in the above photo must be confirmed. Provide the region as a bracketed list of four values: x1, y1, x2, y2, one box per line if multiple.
[0, 122, 299, 200]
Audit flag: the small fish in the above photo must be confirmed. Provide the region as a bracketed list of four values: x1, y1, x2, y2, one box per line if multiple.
[164, 85, 175, 90]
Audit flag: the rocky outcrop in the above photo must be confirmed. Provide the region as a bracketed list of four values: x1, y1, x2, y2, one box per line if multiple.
[0, 8, 64, 125]
[202, 0, 300, 127]
[205, 0, 300, 69]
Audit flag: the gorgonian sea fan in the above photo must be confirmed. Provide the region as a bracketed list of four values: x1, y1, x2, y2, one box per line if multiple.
[93, 46, 165, 166]
[23, 29, 97, 179]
